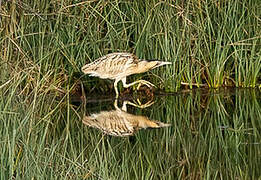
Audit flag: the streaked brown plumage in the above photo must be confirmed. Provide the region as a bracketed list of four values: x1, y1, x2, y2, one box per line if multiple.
[82, 100, 171, 137]
[81, 52, 171, 97]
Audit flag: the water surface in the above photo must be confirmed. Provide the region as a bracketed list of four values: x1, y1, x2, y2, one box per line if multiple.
[80, 88, 260, 179]
[1, 88, 260, 179]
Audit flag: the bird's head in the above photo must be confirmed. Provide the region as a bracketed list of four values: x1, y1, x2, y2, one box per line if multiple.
[137, 61, 158, 73]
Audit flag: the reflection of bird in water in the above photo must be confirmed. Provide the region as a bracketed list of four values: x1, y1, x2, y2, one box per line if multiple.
[82, 100, 171, 137]
[81, 52, 171, 97]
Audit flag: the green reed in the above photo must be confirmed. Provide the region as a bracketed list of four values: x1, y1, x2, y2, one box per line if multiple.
[1, 0, 260, 96]
[0, 0, 261, 178]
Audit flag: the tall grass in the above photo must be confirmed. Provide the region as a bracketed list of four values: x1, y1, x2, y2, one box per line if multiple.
[0, 0, 261, 179]
[1, 0, 260, 95]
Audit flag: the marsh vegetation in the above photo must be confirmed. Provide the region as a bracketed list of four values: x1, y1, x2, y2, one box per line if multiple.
[0, 0, 260, 179]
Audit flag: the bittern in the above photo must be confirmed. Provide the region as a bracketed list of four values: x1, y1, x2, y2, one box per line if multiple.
[82, 99, 171, 137]
[81, 52, 171, 97]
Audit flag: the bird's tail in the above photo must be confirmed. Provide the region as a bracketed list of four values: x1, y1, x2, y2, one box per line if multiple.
[81, 64, 90, 74]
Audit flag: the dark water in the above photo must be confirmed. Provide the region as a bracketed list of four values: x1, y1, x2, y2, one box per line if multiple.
[2, 88, 260, 179]
[79, 88, 260, 179]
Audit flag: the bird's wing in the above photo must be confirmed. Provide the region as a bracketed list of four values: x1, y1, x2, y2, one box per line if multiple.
[81, 52, 140, 79]
[83, 110, 134, 136]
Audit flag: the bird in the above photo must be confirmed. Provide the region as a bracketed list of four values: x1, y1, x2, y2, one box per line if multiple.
[82, 99, 171, 137]
[81, 52, 172, 97]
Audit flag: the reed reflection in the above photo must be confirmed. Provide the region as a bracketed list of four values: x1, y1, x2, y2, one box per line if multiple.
[83, 99, 171, 137]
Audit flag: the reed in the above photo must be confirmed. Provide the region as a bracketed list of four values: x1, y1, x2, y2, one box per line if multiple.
[1, 0, 260, 96]
[0, 0, 261, 178]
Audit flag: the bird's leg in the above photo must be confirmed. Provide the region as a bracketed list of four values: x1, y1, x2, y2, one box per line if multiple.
[114, 79, 120, 98]
[121, 77, 155, 90]
[122, 101, 127, 112]
[123, 100, 155, 109]
[114, 99, 121, 111]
